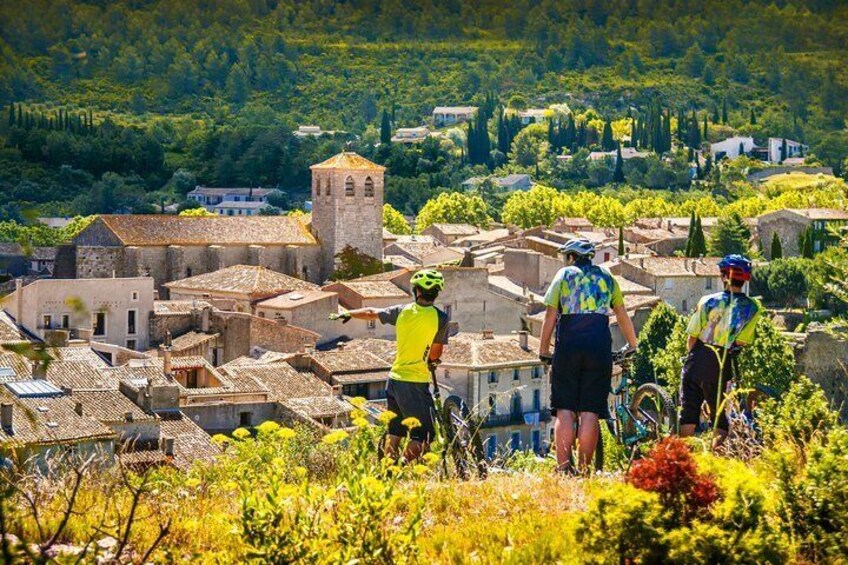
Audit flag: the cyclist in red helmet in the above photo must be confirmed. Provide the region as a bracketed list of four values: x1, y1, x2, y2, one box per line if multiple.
[331, 269, 449, 461]
[679, 254, 762, 447]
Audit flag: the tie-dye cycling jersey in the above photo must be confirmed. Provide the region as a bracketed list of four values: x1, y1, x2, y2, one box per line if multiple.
[686, 291, 762, 348]
[543, 263, 624, 315]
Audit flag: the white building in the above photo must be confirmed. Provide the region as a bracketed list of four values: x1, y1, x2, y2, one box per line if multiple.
[391, 126, 430, 144]
[212, 201, 270, 216]
[767, 137, 806, 164]
[1, 277, 155, 351]
[187, 187, 278, 211]
[432, 106, 477, 127]
[710, 136, 756, 161]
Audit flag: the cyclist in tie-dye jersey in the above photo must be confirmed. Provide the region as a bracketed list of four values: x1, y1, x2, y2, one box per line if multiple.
[539, 238, 638, 473]
[679, 254, 762, 447]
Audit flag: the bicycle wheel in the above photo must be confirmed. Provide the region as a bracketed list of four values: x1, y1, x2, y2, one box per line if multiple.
[442, 395, 486, 479]
[629, 383, 677, 440]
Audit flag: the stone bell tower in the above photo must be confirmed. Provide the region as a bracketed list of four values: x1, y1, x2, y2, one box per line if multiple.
[309, 152, 386, 279]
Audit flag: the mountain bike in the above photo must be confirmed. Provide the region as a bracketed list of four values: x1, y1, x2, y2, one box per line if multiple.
[429, 361, 488, 480]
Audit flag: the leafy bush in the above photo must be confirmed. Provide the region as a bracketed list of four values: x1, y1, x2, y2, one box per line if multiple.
[634, 302, 683, 384]
[758, 375, 839, 447]
[651, 316, 689, 396]
[751, 258, 811, 306]
[735, 317, 797, 397]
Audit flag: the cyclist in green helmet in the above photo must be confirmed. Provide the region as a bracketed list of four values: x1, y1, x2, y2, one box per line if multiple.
[332, 269, 449, 461]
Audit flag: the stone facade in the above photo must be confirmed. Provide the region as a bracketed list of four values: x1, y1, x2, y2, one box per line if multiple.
[615, 259, 721, 313]
[310, 153, 385, 279]
[794, 329, 848, 422]
[503, 248, 563, 292]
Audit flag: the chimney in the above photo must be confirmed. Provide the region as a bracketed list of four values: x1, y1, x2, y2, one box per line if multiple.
[337, 342, 346, 351]
[331, 384, 342, 398]
[201, 306, 211, 333]
[74, 401, 83, 416]
[518, 330, 529, 350]
[481, 329, 494, 340]
[160, 345, 172, 379]
[14, 279, 23, 326]
[124, 411, 134, 422]
[1, 403, 13, 431]
[161, 437, 175, 456]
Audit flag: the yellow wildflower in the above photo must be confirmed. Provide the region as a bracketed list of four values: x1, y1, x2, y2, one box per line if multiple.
[322, 430, 349, 445]
[349, 396, 367, 408]
[361, 475, 386, 495]
[353, 417, 369, 428]
[223, 481, 238, 491]
[185, 477, 201, 489]
[277, 427, 296, 440]
[211, 434, 230, 445]
[422, 452, 440, 466]
[294, 466, 308, 479]
[401, 417, 421, 430]
[350, 408, 367, 420]
[413, 464, 429, 476]
[255, 421, 280, 435]
[378, 410, 397, 425]
[232, 427, 251, 440]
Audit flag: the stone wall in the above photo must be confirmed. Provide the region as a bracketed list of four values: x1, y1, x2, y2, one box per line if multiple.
[758, 213, 809, 259]
[795, 329, 848, 422]
[179, 401, 278, 434]
[503, 249, 562, 292]
[76, 246, 125, 279]
[249, 315, 320, 357]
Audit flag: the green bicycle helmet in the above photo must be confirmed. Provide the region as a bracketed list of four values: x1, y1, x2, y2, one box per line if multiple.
[410, 269, 445, 292]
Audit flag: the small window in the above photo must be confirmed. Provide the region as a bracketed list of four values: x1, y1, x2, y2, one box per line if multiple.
[531, 429, 541, 453]
[488, 371, 498, 384]
[367, 320, 376, 330]
[364, 176, 374, 198]
[186, 268, 192, 278]
[239, 412, 253, 427]
[61, 314, 70, 329]
[533, 366, 542, 380]
[42, 314, 52, 329]
[664, 279, 674, 290]
[325, 177, 331, 196]
[258, 312, 266, 318]
[131, 291, 139, 301]
[315, 178, 321, 197]
[513, 368, 520, 381]
[126, 339, 137, 350]
[92, 312, 106, 337]
[604, 252, 610, 262]
[705, 277, 713, 290]
[127, 310, 137, 335]
[488, 393, 497, 413]
[510, 432, 521, 451]
[344, 176, 355, 197]
[682, 300, 689, 312]
[237, 306, 244, 313]
[532, 389, 541, 411]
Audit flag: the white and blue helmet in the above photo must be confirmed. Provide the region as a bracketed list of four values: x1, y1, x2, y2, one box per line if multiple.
[559, 237, 596, 258]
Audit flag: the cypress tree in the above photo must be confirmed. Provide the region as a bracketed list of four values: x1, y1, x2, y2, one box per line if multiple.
[476, 109, 490, 165]
[618, 227, 625, 255]
[781, 138, 787, 162]
[601, 118, 614, 151]
[738, 141, 745, 157]
[802, 227, 815, 258]
[7, 103, 14, 127]
[685, 210, 696, 256]
[702, 113, 708, 141]
[676, 108, 685, 144]
[692, 216, 707, 257]
[613, 143, 625, 183]
[547, 119, 556, 149]
[577, 120, 586, 148]
[722, 98, 729, 124]
[696, 156, 702, 179]
[565, 113, 576, 150]
[712, 105, 719, 123]
[705, 154, 712, 176]
[467, 121, 476, 163]
[497, 107, 510, 154]
[380, 109, 391, 144]
[770, 232, 783, 260]
[17, 105, 23, 127]
[750, 108, 756, 125]
[630, 118, 636, 148]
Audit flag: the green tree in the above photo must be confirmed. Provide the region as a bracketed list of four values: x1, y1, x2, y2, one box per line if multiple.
[415, 192, 491, 231]
[618, 226, 625, 255]
[736, 317, 797, 396]
[722, 98, 729, 124]
[634, 302, 683, 385]
[380, 109, 391, 144]
[612, 143, 625, 183]
[691, 216, 707, 257]
[382, 203, 412, 235]
[225, 63, 250, 103]
[770, 233, 783, 260]
[709, 213, 751, 256]
[765, 258, 810, 306]
[332, 245, 385, 280]
[510, 125, 549, 168]
[602, 119, 614, 151]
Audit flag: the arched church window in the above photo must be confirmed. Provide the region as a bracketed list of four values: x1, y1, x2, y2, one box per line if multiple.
[364, 177, 374, 198]
[345, 176, 355, 197]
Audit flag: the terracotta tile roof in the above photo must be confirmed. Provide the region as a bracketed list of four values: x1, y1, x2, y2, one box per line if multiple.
[453, 228, 511, 246]
[341, 339, 397, 365]
[0, 312, 26, 344]
[154, 300, 212, 315]
[256, 290, 336, 310]
[283, 396, 353, 419]
[158, 411, 220, 470]
[92, 215, 316, 247]
[309, 152, 385, 171]
[787, 208, 848, 220]
[441, 332, 542, 368]
[165, 265, 318, 300]
[349, 269, 410, 283]
[615, 276, 654, 295]
[384, 255, 420, 269]
[308, 349, 390, 374]
[47, 347, 110, 367]
[0, 352, 31, 380]
[70, 390, 155, 423]
[427, 223, 479, 236]
[331, 370, 389, 385]
[170, 332, 219, 353]
[621, 257, 721, 278]
[0, 388, 115, 446]
[47, 360, 120, 391]
[623, 294, 661, 312]
[226, 364, 331, 402]
[333, 281, 409, 300]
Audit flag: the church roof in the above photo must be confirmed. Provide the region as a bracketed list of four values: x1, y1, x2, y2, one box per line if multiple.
[310, 152, 385, 172]
[90, 215, 316, 247]
[165, 265, 319, 300]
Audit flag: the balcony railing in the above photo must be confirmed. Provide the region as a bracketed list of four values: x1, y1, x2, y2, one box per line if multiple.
[482, 410, 550, 428]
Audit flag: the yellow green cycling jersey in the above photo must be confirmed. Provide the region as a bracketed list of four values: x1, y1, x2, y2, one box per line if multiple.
[378, 302, 449, 383]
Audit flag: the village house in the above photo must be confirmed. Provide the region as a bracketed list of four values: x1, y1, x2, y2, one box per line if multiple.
[0, 244, 55, 278]
[391, 126, 430, 144]
[421, 223, 480, 246]
[462, 174, 532, 192]
[383, 235, 464, 266]
[432, 106, 476, 127]
[212, 200, 271, 216]
[436, 331, 550, 457]
[322, 278, 411, 340]
[289, 344, 391, 401]
[187, 187, 279, 211]
[2, 277, 155, 351]
[254, 290, 339, 342]
[164, 264, 319, 313]
[452, 228, 512, 250]
[613, 257, 722, 313]
[757, 208, 848, 259]
[292, 125, 344, 138]
[710, 136, 756, 161]
[516, 108, 548, 125]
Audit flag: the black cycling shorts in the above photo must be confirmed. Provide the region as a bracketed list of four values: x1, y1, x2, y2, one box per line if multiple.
[385, 378, 436, 443]
[551, 314, 612, 417]
[679, 341, 734, 430]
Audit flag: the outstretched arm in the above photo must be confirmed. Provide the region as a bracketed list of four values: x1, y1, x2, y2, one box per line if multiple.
[344, 308, 382, 321]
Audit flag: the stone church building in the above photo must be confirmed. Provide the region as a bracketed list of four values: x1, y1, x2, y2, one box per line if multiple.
[62, 152, 385, 295]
